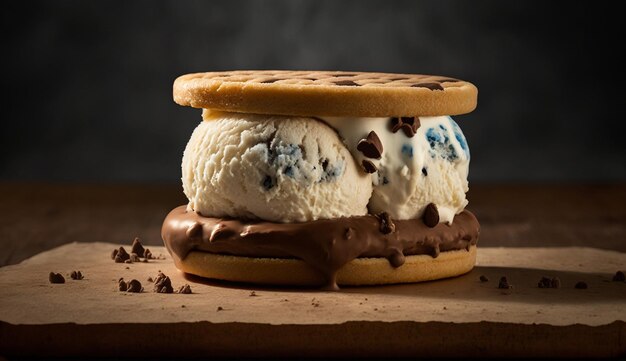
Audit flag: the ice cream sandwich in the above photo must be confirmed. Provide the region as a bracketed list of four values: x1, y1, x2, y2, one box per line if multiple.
[162, 70, 479, 289]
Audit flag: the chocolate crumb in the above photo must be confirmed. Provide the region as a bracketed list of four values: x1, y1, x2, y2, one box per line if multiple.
[144, 249, 153, 259]
[126, 279, 142, 293]
[377, 212, 395, 234]
[154, 272, 174, 293]
[217, 306, 224, 311]
[249, 291, 257, 297]
[130, 253, 141, 263]
[177, 284, 192, 294]
[49, 272, 65, 284]
[361, 160, 377, 174]
[423, 203, 439, 228]
[443, 306, 447, 310]
[575, 281, 588, 289]
[130, 237, 145, 257]
[498, 276, 512, 289]
[125, 266, 130, 270]
[613, 271, 625, 282]
[114, 247, 130, 263]
[356, 131, 383, 159]
[479, 275, 489, 282]
[147, 277, 154, 283]
[181, 305, 186, 308]
[111, 249, 119, 260]
[70, 271, 84, 280]
[421, 167, 428, 176]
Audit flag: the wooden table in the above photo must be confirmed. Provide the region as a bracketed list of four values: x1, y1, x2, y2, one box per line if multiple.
[0, 183, 625, 358]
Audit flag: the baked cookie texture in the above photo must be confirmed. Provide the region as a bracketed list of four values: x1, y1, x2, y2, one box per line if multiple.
[180, 246, 477, 287]
[174, 70, 477, 117]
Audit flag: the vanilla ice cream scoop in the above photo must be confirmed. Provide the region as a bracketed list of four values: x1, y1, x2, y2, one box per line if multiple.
[322, 116, 470, 224]
[182, 111, 372, 223]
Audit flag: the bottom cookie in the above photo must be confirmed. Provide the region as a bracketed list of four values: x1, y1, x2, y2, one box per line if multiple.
[178, 245, 477, 287]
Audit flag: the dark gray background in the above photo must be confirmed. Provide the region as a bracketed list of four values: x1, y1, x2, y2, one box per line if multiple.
[2, 0, 625, 183]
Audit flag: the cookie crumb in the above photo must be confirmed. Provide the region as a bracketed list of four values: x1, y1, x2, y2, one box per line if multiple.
[49, 272, 65, 284]
[498, 276, 512, 289]
[613, 271, 625, 282]
[575, 281, 588, 289]
[177, 284, 192, 294]
[70, 271, 84, 280]
[479, 275, 489, 282]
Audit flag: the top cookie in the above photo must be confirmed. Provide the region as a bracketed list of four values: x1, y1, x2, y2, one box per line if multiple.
[173, 70, 477, 117]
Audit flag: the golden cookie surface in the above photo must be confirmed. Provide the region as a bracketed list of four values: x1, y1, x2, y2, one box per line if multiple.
[178, 246, 477, 286]
[173, 70, 477, 117]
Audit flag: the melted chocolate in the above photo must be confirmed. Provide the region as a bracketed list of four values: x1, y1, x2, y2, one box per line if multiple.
[162, 206, 480, 289]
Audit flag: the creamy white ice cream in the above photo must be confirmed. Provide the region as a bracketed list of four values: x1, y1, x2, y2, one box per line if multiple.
[321, 116, 469, 224]
[182, 111, 372, 223]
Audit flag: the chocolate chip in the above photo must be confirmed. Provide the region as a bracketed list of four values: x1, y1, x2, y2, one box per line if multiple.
[361, 160, 377, 173]
[49, 272, 65, 284]
[130, 237, 145, 257]
[334, 80, 360, 86]
[411, 83, 444, 91]
[177, 284, 192, 294]
[377, 212, 395, 234]
[70, 271, 84, 280]
[185, 222, 202, 239]
[126, 279, 142, 293]
[388, 250, 405, 267]
[144, 249, 153, 259]
[479, 275, 489, 282]
[498, 276, 512, 289]
[389, 117, 420, 138]
[422, 203, 439, 228]
[575, 281, 588, 289]
[421, 167, 428, 176]
[356, 131, 383, 159]
[154, 272, 173, 293]
[147, 277, 153, 283]
[114, 247, 130, 263]
[613, 271, 625, 282]
[436, 78, 459, 83]
[261, 79, 278, 83]
[118, 278, 128, 291]
[217, 306, 224, 311]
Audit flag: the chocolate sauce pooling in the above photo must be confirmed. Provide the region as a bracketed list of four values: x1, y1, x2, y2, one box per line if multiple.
[161, 206, 480, 289]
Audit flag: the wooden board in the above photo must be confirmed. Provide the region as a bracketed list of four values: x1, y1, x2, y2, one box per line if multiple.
[0, 242, 625, 357]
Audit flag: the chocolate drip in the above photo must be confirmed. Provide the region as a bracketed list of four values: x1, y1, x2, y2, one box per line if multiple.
[162, 206, 480, 289]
